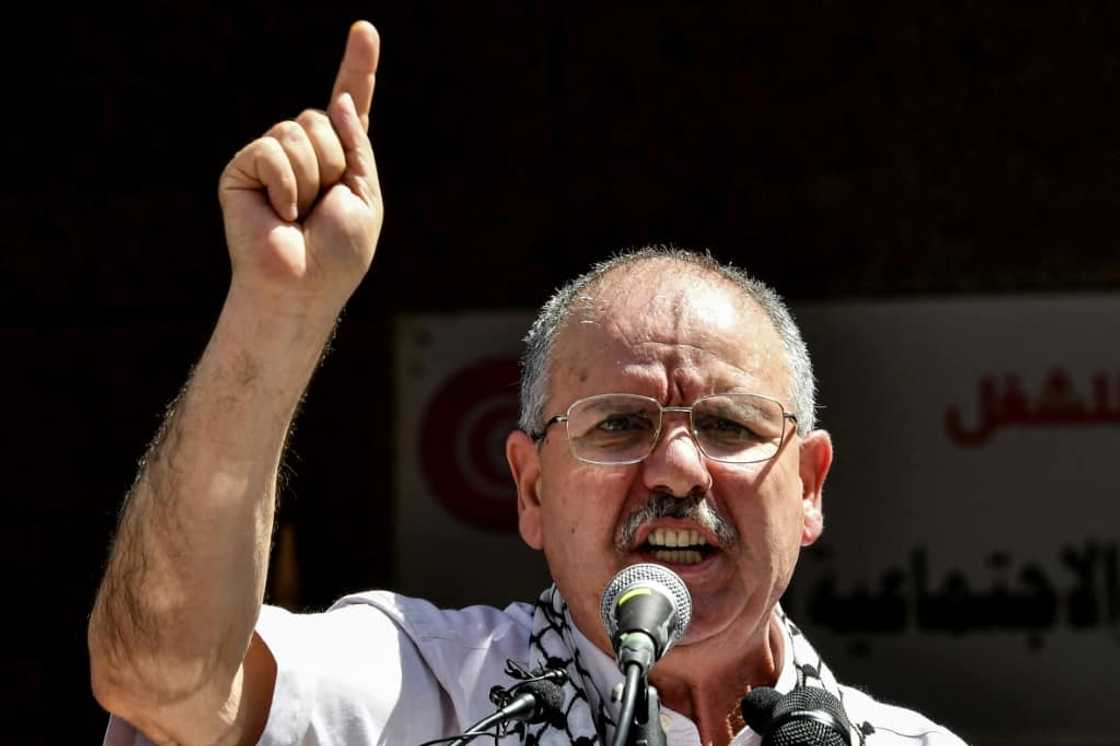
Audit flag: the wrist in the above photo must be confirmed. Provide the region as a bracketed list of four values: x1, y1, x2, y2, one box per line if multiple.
[210, 285, 341, 396]
[225, 275, 348, 330]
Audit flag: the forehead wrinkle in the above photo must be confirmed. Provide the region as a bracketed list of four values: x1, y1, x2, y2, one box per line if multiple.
[560, 327, 783, 406]
[550, 266, 793, 405]
[637, 339, 777, 400]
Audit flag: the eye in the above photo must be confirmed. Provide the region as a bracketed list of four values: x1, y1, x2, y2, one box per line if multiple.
[708, 417, 748, 432]
[695, 414, 763, 441]
[596, 412, 654, 433]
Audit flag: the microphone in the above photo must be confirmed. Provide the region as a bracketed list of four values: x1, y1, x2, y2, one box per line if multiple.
[740, 686, 855, 746]
[740, 686, 783, 735]
[488, 677, 566, 725]
[599, 563, 693, 674]
[444, 676, 566, 746]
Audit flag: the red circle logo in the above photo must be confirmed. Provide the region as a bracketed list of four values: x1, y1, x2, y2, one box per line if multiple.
[419, 358, 522, 532]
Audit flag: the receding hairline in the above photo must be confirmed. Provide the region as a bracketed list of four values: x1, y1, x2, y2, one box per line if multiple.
[518, 245, 818, 436]
[544, 257, 793, 397]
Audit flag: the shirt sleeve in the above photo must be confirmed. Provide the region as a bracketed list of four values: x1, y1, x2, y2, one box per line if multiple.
[101, 595, 532, 746]
[256, 602, 456, 745]
[101, 601, 457, 746]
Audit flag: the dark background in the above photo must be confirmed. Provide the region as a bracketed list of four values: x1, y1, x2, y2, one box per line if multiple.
[5, 3, 1119, 743]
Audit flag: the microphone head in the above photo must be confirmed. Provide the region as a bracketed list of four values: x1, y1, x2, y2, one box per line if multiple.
[740, 686, 783, 734]
[600, 563, 693, 657]
[765, 686, 854, 746]
[517, 678, 566, 724]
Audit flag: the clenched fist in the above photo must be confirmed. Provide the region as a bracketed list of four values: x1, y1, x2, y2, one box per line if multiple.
[218, 21, 383, 316]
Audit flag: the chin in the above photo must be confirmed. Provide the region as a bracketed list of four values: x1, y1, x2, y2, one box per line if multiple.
[680, 581, 776, 650]
[674, 604, 731, 648]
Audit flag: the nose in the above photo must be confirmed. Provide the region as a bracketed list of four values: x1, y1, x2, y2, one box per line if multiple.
[640, 419, 713, 498]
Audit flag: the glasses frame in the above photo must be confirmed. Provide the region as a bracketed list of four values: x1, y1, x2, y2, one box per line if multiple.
[531, 392, 799, 466]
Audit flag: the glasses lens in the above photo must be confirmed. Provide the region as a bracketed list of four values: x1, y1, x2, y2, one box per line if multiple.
[566, 395, 660, 464]
[692, 395, 786, 463]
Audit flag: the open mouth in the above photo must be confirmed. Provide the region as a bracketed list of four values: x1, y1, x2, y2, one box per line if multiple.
[640, 527, 717, 566]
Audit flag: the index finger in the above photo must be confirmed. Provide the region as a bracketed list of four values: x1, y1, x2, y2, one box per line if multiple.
[330, 21, 380, 132]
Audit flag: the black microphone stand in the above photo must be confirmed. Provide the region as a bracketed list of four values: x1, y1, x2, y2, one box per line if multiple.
[628, 679, 667, 746]
[612, 664, 667, 746]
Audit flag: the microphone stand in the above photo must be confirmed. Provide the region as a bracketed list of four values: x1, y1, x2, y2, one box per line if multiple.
[613, 664, 667, 746]
[628, 678, 667, 746]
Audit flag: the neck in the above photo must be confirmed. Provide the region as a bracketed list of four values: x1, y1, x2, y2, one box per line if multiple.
[647, 613, 783, 746]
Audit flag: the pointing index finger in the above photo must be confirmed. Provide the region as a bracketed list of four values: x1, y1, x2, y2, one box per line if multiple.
[330, 21, 380, 132]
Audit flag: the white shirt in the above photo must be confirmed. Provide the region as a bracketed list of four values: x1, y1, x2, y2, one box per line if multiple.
[103, 591, 966, 745]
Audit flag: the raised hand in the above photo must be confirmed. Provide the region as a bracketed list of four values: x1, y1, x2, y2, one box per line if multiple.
[89, 22, 388, 746]
[218, 21, 383, 316]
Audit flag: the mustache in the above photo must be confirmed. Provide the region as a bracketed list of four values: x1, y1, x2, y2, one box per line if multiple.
[615, 492, 739, 552]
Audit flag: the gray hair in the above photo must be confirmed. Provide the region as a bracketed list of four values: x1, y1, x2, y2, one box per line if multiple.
[518, 246, 817, 437]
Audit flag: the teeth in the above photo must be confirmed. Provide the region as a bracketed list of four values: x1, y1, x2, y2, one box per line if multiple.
[647, 528, 708, 548]
[651, 549, 703, 565]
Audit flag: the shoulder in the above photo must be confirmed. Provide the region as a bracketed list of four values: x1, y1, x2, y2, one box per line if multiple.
[256, 590, 536, 675]
[252, 592, 538, 745]
[325, 590, 536, 647]
[837, 685, 969, 745]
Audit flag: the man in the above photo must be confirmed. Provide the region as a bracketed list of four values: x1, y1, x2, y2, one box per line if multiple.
[90, 21, 966, 746]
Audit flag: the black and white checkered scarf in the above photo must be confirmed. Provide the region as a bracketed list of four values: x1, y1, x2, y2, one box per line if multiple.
[509, 585, 860, 745]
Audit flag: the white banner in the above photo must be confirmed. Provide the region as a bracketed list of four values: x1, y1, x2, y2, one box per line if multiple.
[788, 296, 1120, 745]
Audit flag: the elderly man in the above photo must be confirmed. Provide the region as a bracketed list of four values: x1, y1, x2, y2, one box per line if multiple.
[89, 21, 965, 746]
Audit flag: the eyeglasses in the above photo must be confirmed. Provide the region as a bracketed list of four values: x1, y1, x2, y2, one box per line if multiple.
[532, 392, 798, 465]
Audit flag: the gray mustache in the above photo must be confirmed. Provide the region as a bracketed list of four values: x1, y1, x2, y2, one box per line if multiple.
[615, 492, 739, 551]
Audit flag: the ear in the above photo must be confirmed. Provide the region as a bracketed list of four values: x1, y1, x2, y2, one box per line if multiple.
[798, 430, 833, 547]
[506, 429, 544, 550]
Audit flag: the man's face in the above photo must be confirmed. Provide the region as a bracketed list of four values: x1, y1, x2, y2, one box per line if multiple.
[506, 264, 831, 661]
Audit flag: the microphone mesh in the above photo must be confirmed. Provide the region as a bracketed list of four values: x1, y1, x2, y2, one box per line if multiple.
[766, 687, 852, 746]
[599, 563, 693, 649]
[769, 720, 847, 746]
[740, 686, 783, 733]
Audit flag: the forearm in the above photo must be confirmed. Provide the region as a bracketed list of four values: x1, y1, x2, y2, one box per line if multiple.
[89, 22, 382, 741]
[89, 286, 336, 713]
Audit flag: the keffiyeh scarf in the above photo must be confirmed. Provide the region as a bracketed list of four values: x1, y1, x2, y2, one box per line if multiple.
[508, 585, 862, 745]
